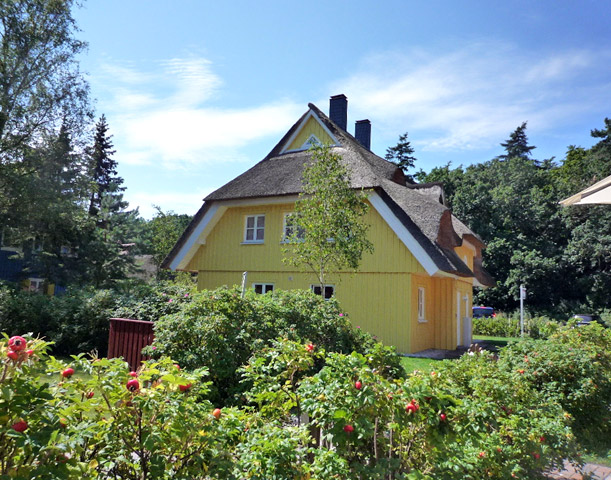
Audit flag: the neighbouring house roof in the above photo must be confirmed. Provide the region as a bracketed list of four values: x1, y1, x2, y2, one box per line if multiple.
[560, 174, 611, 206]
[162, 101, 494, 286]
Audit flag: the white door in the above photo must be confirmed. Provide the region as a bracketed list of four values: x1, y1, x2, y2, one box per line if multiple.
[456, 292, 462, 347]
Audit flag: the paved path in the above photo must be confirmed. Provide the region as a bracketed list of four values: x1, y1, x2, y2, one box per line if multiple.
[545, 461, 611, 480]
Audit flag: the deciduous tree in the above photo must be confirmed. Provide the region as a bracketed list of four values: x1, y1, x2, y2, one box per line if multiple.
[282, 145, 373, 291]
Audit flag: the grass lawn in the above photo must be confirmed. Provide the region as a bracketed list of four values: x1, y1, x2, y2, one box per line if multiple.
[399, 356, 443, 374]
[472, 335, 517, 348]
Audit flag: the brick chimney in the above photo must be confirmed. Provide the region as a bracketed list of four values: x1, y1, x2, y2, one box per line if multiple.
[355, 119, 371, 150]
[329, 94, 347, 131]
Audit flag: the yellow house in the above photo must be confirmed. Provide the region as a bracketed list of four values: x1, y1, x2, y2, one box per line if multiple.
[163, 95, 493, 354]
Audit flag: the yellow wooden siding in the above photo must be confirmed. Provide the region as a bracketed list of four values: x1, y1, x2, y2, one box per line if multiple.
[195, 201, 426, 275]
[191, 199, 472, 353]
[197, 270, 413, 353]
[454, 245, 474, 271]
[287, 116, 335, 151]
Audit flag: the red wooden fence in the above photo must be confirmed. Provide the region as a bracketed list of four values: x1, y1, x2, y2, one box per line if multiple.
[108, 318, 154, 370]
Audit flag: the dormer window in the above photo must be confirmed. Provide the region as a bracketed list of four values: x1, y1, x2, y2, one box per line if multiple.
[301, 134, 321, 150]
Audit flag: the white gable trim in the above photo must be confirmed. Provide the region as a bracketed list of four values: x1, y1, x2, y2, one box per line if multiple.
[169, 203, 224, 271]
[368, 192, 439, 277]
[169, 196, 302, 271]
[280, 110, 340, 154]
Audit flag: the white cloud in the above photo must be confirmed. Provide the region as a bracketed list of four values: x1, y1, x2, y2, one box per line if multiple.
[334, 44, 608, 152]
[93, 57, 303, 169]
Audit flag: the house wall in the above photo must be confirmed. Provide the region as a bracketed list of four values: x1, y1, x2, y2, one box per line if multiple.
[190, 200, 472, 353]
[287, 116, 335, 150]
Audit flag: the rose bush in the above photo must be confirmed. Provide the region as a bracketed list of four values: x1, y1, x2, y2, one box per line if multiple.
[144, 286, 379, 405]
[1, 323, 599, 480]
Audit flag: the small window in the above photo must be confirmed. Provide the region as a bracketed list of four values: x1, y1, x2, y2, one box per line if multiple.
[311, 284, 335, 300]
[28, 278, 45, 294]
[417, 287, 426, 322]
[244, 215, 265, 243]
[302, 134, 321, 149]
[283, 213, 305, 242]
[253, 283, 274, 294]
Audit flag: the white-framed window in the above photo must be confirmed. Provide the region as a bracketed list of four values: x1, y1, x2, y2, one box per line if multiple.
[311, 284, 335, 300]
[28, 278, 45, 294]
[301, 134, 321, 150]
[417, 287, 426, 322]
[282, 213, 305, 242]
[244, 214, 265, 243]
[253, 283, 274, 294]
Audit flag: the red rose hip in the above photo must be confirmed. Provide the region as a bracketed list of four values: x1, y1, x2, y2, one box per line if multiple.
[12, 420, 28, 432]
[354, 381, 362, 390]
[179, 383, 192, 392]
[7, 350, 19, 361]
[126, 379, 140, 392]
[8, 336, 27, 352]
[343, 424, 354, 434]
[212, 408, 222, 419]
[62, 367, 75, 378]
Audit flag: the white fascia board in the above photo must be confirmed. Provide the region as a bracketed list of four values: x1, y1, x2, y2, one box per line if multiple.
[169, 195, 302, 271]
[170, 203, 224, 271]
[368, 192, 439, 277]
[281, 110, 340, 154]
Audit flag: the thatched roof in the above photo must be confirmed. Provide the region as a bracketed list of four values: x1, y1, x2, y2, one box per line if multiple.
[162, 101, 494, 286]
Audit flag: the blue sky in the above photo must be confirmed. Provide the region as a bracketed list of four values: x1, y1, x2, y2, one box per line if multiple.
[74, 1, 611, 218]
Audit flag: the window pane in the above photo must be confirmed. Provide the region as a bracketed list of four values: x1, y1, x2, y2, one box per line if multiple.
[324, 286, 334, 299]
[264, 285, 274, 293]
[257, 216, 265, 228]
[256, 228, 264, 240]
[312, 285, 322, 296]
[246, 229, 254, 241]
[254, 284, 263, 294]
[247, 216, 255, 228]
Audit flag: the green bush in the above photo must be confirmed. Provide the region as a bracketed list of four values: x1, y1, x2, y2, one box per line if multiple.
[0, 330, 590, 479]
[473, 312, 559, 339]
[0, 280, 195, 356]
[145, 286, 379, 405]
[498, 322, 611, 447]
[241, 338, 578, 479]
[0, 333, 238, 479]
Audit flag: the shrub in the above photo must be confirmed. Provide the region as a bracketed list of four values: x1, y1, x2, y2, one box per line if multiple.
[145, 286, 378, 404]
[473, 312, 559, 339]
[0, 280, 195, 356]
[498, 322, 611, 447]
[0, 332, 587, 479]
[242, 338, 578, 479]
[434, 350, 578, 478]
[0, 333, 235, 480]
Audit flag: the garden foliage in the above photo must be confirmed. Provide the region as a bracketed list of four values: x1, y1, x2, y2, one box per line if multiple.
[473, 312, 559, 339]
[144, 286, 382, 405]
[3, 327, 606, 479]
[0, 280, 194, 356]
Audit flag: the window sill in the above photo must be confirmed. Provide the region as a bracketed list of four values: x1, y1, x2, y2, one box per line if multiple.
[241, 241, 264, 245]
[418, 318, 427, 323]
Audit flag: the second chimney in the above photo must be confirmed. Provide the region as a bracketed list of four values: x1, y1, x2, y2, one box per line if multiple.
[355, 119, 371, 150]
[329, 94, 347, 131]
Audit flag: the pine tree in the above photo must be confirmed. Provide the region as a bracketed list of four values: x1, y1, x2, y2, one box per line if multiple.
[385, 132, 417, 181]
[497, 122, 536, 161]
[81, 115, 135, 287]
[88, 115, 126, 223]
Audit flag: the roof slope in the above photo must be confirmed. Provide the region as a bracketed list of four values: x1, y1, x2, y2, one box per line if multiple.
[163, 102, 492, 284]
